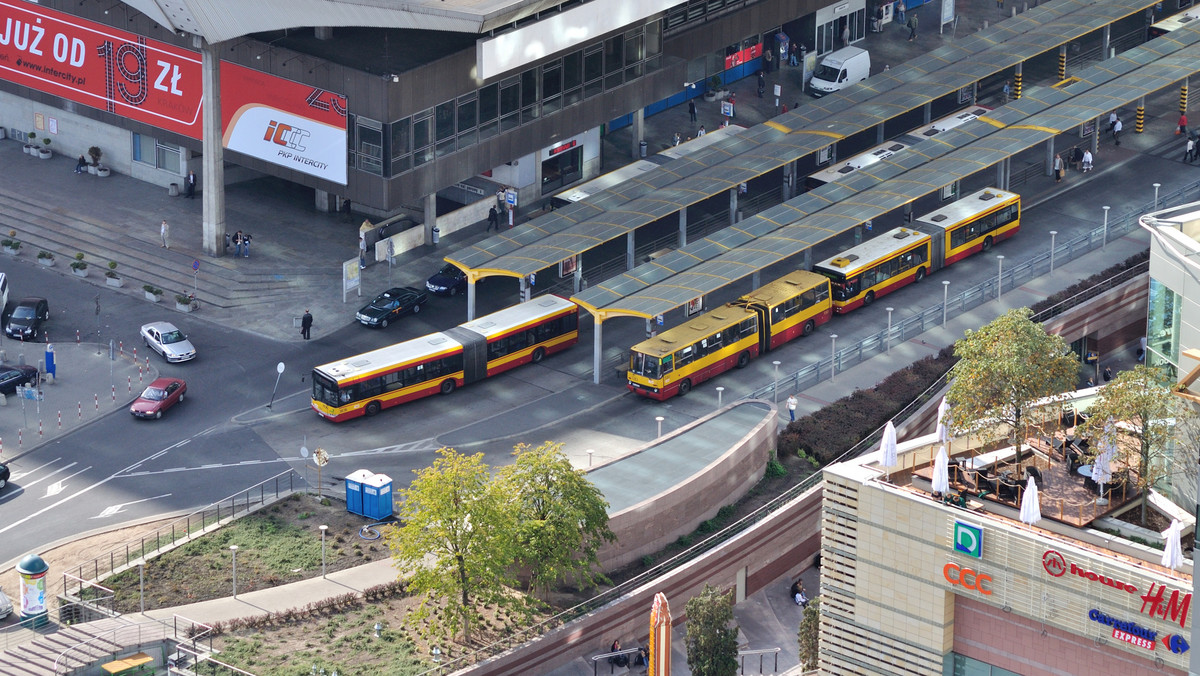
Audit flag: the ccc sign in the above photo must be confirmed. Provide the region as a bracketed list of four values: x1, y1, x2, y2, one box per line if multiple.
[944, 562, 992, 595]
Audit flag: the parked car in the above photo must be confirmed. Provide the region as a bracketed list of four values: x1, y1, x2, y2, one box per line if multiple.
[4, 297, 49, 341]
[130, 377, 187, 419]
[0, 364, 38, 394]
[425, 263, 468, 296]
[356, 287, 427, 328]
[140, 322, 197, 363]
[0, 461, 9, 491]
[0, 584, 11, 619]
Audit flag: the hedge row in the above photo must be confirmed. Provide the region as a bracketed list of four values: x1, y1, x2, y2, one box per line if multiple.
[1030, 250, 1148, 315]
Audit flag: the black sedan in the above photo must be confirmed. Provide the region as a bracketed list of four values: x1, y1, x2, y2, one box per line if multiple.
[0, 461, 9, 490]
[0, 364, 38, 394]
[4, 297, 49, 341]
[425, 264, 468, 296]
[356, 287, 427, 328]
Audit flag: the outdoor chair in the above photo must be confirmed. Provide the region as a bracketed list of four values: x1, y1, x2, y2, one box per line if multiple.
[1025, 466, 1044, 488]
[997, 479, 1020, 503]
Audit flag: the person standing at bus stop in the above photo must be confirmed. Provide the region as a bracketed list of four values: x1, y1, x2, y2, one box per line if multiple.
[301, 310, 313, 340]
[786, 394, 798, 422]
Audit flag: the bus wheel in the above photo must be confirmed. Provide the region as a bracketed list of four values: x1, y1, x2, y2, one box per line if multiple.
[982, 235, 993, 252]
[440, 379, 456, 395]
[736, 351, 750, 369]
[532, 347, 546, 363]
[863, 291, 875, 306]
[679, 379, 692, 396]
[802, 319, 815, 336]
[365, 401, 381, 417]
[915, 266, 926, 282]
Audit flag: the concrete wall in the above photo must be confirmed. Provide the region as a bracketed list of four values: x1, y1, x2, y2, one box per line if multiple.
[596, 401, 778, 571]
[1042, 274, 1148, 362]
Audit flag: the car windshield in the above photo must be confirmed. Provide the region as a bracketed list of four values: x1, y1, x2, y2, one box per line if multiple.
[372, 300, 399, 310]
[141, 387, 167, 401]
[439, 264, 460, 277]
[160, 330, 186, 344]
[13, 306, 34, 319]
[813, 64, 841, 81]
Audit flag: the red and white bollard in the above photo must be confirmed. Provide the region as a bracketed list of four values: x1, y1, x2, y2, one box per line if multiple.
[39, 419, 43, 438]
[18, 430, 22, 448]
[127, 376, 132, 393]
[111, 384, 116, 401]
[95, 393, 100, 411]
[133, 347, 137, 361]
[119, 340, 124, 354]
[57, 410, 62, 430]
[76, 330, 80, 344]
[138, 364, 144, 383]
[144, 356, 150, 370]
[78, 402, 83, 419]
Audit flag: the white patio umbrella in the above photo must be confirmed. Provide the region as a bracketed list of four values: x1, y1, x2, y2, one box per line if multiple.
[932, 445, 951, 495]
[880, 421, 898, 480]
[1161, 519, 1185, 570]
[1019, 475, 1041, 527]
[936, 397, 951, 446]
[1092, 432, 1115, 506]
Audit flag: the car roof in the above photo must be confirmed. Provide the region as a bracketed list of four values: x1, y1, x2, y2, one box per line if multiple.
[142, 321, 180, 333]
[15, 297, 46, 305]
[148, 377, 185, 388]
[380, 287, 418, 297]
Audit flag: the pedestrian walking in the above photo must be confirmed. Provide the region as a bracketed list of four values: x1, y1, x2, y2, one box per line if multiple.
[1002, 80, 1011, 103]
[74, 155, 87, 174]
[906, 12, 918, 41]
[789, 42, 799, 66]
[1103, 366, 1113, 382]
[757, 70, 765, 98]
[1178, 112, 1188, 136]
[241, 232, 252, 257]
[786, 394, 798, 422]
[1070, 146, 1083, 171]
[301, 310, 313, 340]
[1108, 110, 1118, 133]
[487, 206, 499, 231]
[688, 99, 697, 123]
[842, 24, 851, 47]
[359, 233, 367, 267]
[697, 125, 706, 137]
[185, 170, 197, 198]
[896, 0, 906, 25]
[1185, 137, 1195, 163]
[1112, 117, 1122, 145]
[764, 46, 773, 73]
[1081, 149, 1093, 172]
[160, 220, 170, 249]
[1190, 133, 1199, 161]
[1053, 153, 1064, 183]
[673, 132, 682, 146]
[233, 230, 244, 256]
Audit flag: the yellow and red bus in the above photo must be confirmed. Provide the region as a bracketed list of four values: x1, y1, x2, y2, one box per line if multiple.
[813, 227, 932, 314]
[730, 270, 832, 352]
[911, 187, 1020, 267]
[311, 295, 579, 421]
[627, 304, 759, 400]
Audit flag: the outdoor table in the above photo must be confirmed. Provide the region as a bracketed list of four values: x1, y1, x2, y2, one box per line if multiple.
[101, 652, 153, 674]
[1077, 465, 1093, 477]
[962, 445, 1025, 471]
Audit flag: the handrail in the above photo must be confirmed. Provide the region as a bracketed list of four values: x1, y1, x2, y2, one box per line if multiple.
[739, 646, 782, 675]
[53, 620, 168, 674]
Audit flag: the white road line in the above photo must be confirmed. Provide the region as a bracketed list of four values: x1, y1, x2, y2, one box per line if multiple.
[93, 493, 172, 519]
[14, 461, 77, 489]
[9, 458, 63, 482]
[43, 466, 92, 499]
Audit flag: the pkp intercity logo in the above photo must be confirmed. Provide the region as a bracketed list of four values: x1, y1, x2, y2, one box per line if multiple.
[953, 522, 983, 559]
[263, 120, 310, 153]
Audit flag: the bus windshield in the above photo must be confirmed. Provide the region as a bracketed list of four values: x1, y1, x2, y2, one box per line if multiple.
[311, 373, 340, 408]
[828, 277, 858, 301]
[630, 351, 672, 379]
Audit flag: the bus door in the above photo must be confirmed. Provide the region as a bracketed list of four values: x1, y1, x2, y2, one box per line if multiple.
[748, 303, 772, 354]
[445, 327, 488, 384]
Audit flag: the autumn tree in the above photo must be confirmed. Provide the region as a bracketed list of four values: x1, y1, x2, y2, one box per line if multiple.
[945, 307, 1077, 463]
[497, 441, 614, 598]
[1080, 365, 1195, 525]
[385, 447, 523, 643]
[797, 597, 822, 671]
[685, 584, 740, 676]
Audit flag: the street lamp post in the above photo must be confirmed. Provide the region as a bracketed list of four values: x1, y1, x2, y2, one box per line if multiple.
[656, 415, 664, 437]
[138, 563, 145, 614]
[1049, 230, 1058, 274]
[830, 334, 838, 382]
[996, 255, 1005, 300]
[716, 386, 724, 409]
[885, 307, 894, 354]
[772, 360, 781, 406]
[587, 449, 594, 467]
[942, 280, 950, 326]
[319, 525, 328, 578]
[230, 545, 239, 598]
[1102, 205, 1110, 247]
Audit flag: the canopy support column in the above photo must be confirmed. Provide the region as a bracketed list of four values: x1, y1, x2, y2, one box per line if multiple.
[199, 37, 226, 256]
[626, 232, 636, 271]
[679, 207, 688, 247]
[593, 317, 604, 385]
[729, 187, 738, 225]
[1101, 24, 1111, 61]
[1044, 137, 1055, 177]
[631, 109, 645, 160]
[467, 280, 477, 321]
[574, 262, 584, 294]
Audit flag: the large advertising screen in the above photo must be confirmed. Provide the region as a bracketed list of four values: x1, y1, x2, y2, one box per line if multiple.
[0, 0, 348, 183]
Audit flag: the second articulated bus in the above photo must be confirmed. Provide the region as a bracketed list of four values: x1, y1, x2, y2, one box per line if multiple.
[627, 270, 832, 400]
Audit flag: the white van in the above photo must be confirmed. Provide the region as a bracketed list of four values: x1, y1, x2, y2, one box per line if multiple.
[807, 46, 871, 98]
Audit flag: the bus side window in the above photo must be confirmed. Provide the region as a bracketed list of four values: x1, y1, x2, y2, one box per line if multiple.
[384, 372, 403, 392]
[800, 289, 816, 309]
[771, 304, 783, 325]
[739, 317, 757, 337]
[661, 354, 674, 376]
[678, 345, 695, 367]
[816, 284, 829, 302]
[861, 269, 877, 288]
[488, 338, 507, 360]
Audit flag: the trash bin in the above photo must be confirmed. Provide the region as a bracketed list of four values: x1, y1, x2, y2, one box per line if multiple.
[431, 226, 440, 245]
[639, 140, 647, 158]
[168, 183, 179, 197]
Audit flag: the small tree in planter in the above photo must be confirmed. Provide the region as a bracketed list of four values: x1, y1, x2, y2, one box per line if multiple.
[106, 261, 123, 287]
[88, 146, 102, 167]
[38, 137, 52, 159]
[37, 250, 54, 266]
[70, 252, 88, 277]
[25, 132, 38, 154]
[143, 284, 164, 302]
[1, 230, 20, 255]
[175, 292, 195, 312]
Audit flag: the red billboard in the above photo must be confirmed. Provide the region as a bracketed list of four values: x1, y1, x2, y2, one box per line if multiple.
[0, 0, 348, 183]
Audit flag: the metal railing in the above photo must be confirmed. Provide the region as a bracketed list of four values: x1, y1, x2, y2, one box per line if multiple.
[52, 614, 214, 674]
[739, 647, 782, 674]
[63, 470, 300, 585]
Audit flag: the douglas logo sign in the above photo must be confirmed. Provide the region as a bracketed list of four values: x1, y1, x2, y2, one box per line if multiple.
[953, 522, 982, 559]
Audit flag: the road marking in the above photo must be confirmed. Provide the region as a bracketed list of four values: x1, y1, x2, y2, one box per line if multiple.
[115, 440, 442, 477]
[10, 458, 63, 482]
[93, 493, 172, 519]
[15, 461, 76, 489]
[43, 466, 91, 498]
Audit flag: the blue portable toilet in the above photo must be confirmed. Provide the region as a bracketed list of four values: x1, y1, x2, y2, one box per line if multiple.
[362, 473, 394, 520]
[345, 469, 373, 517]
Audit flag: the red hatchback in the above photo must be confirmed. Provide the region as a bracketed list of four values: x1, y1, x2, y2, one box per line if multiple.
[130, 377, 187, 419]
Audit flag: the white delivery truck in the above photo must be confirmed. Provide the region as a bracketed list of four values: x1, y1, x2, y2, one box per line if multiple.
[807, 46, 870, 98]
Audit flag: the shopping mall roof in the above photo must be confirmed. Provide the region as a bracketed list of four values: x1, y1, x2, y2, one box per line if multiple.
[571, 33, 1200, 320]
[446, 0, 1158, 283]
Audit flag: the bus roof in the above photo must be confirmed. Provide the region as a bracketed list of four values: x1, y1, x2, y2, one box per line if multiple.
[913, 187, 1019, 231]
[631, 304, 757, 358]
[314, 332, 463, 383]
[812, 227, 931, 276]
[806, 138, 913, 186]
[657, 124, 747, 160]
[1152, 6, 1200, 32]
[458, 295, 577, 339]
[735, 270, 829, 308]
[904, 105, 992, 141]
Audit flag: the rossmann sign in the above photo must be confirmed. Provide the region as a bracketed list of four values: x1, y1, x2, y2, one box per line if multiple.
[0, 1, 348, 184]
[1043, 549, 1191, 629]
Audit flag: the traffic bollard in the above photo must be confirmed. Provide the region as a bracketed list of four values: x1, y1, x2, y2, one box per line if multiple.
[119, 340, 123, 354]
[112, 384, 116, 401]
[133, 347, 136, 361]
[128, 376, 132, 393]
[58, 411, 62, 430]
[76, 330, 80, 344]
[139, 364, 144, 383]
[78, 402, 82, 419]
[95, 393, 99, 411]
[18, 430, 22, 448]
[39, 419, 43, 437]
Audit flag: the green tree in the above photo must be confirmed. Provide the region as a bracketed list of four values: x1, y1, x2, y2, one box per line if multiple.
[684, 584, 739, 676]
[384, 447, 523, 643]
[498, 441, 614, 598]
[797, 597, 822, 671]
[1080, 365, 1193, 525]
[945, 307, 1077, 467]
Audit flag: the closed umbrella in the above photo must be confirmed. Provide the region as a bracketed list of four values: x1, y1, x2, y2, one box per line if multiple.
[1161, 519, 1184, 570]
[932, 445, 950, 495]
[1019, 475, 1041, 527]
[1092, 429, 1115, 506]
[880, 421, 898, 480]
[935, 397, 951, 446]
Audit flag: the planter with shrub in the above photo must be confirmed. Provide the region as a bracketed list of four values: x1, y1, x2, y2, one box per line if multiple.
[143, 284, 164, 302]
[70, 252, 88, 277]
[105, 261, 122, 287]
[37, 250, 54, 267]
[1, 230, 20, 255]
[175, 293, 194, 312]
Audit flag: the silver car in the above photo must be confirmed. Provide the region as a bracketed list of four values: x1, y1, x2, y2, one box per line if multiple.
[140, 322, 197, 363]
[0, 585, 11, 619]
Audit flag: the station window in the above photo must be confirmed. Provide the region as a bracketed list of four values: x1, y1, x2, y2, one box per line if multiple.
[132, 133, 181, 174]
